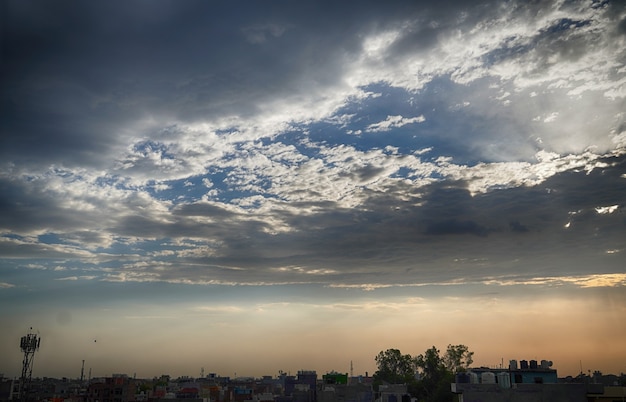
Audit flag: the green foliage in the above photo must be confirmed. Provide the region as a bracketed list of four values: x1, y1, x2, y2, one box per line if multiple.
[373, 348, 418, 387]
[374, 344, 473, 402]
[414, 346, 451, 402]
[443, 344, 474, 374]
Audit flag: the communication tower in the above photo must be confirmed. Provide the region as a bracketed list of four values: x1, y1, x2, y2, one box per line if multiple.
[18, 328, 41, 402]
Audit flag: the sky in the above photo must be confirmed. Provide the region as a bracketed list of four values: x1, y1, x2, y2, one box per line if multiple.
[1, 0, 626, 380]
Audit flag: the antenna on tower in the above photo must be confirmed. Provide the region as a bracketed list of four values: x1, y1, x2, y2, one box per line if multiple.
[18, 328, 41, 402]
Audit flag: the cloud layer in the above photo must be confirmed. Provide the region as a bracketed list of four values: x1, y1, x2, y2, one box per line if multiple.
[1, 0, 625, 378]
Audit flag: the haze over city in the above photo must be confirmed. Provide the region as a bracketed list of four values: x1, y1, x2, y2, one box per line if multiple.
[1, 0, 625, 380]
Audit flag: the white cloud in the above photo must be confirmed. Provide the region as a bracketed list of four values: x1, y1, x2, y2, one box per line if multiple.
[202, 178, 214, 188]
[595, 205, 619, 214]
[56, 276, 98, 281]
[193, 305, 244, 314]
[24, 263, 46, 270]
[543, 112, 559, 123]
[366, 115, 426, 132]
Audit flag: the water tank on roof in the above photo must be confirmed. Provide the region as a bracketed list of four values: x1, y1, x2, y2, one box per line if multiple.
[530, 360, 538, 369]
[469, 372, 479, 384]
[520, 360, 528, 369]
[481, 372, 496, 384]
[455, 373, 470, 384]
[509, 360, 517, 370]
[540, 360, 553, 369]
[497, 372, 511, 388]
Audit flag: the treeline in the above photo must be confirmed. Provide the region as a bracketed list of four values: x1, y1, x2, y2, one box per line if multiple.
[373, 344, 473, 402]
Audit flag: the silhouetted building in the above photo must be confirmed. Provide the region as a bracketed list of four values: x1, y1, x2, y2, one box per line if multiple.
[323, 373, 348, 386]
[376, 384, 408, 402]
[588, 386, 626, 401]
[87, 376, 137, 402]
[0, 376, 15, 402]
[451, 360, 604, 402]
[283, 371, 316, 398]
[277, 371, 317, 402]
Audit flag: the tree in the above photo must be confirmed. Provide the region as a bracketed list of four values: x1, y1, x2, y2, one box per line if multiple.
[373, 348, 418, 386]
[415, 346, 445, 380]
[412, 344, 472, 402]
[414, 346, 451, 402]
[374, 344, 474, 402]
[443, 344, 474, 374]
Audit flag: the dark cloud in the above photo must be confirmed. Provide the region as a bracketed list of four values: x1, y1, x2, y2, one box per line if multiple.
[509, 221, 529, 233]
[2, 0, 622, 171]
[425, 219, 489, 236]
[0, 177, 87, 233]
[619, 16, 626, 35]
[274, 154, 625, 277]
[1, 0, 424, 167]
[350, 165, 388, 182]
[173, 202, 236, 218]
[1, 147, 624, 289]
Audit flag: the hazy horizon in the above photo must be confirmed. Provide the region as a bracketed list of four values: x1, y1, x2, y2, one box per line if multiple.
[1, 0, 625, 381]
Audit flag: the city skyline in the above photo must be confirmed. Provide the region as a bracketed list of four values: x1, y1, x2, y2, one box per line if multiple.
[2, 336, 623, 381]
[3, 332, 622, 381]
[1, 0, 625, 380]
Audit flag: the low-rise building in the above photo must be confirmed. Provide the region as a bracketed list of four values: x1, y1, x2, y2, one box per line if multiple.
[451, 360, 605, 402]
[87, 375, 137, 402]
[587, 386, 626, 401]
[0, 376, 15, 402]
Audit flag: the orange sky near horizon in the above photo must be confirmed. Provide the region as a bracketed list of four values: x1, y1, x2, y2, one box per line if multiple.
[2, 284, 624, 380]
